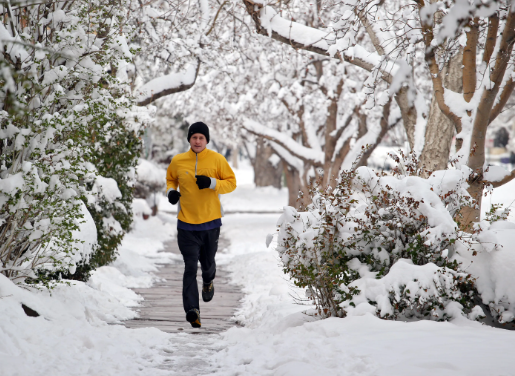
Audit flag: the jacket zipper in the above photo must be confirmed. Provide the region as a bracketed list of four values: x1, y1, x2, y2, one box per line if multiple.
[195, 152, 198, 175]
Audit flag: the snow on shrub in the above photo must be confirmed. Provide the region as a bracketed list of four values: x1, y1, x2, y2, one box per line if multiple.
[276, 152, 498, 322]
[0, 0, 147, 285]
[134, 159, 167, 215]
[132, 199, 152, 218]
[453, 219, 515, 325]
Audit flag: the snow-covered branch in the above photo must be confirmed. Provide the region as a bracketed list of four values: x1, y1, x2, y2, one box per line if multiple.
[468, 9, 515, 173]
[484, 167, 515, 188]
[269, 142, 304, 173]
[242, 118, 324, 165]
[355, 7, 385, 57]
[490, 77, 515, 123]
[242, 0, 391, 80]
[136, 60, 200, 106]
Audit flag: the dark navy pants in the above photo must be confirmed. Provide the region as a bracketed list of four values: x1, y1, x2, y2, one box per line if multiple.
[177, 227, 220, 313]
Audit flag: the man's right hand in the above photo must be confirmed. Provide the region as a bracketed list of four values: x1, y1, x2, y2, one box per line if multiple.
[168, 190, 181, 205]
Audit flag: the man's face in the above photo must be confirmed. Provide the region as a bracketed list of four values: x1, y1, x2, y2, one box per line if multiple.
[190, 133, 207, 153]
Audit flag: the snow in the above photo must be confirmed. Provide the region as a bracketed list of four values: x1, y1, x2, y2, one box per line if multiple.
[455, 219, 515, 323]
[0, 172, 24, 207]
[205, 161, 515, 375]
[132, 198, 152, 216]
[259, 6, 331, 51]
[483, 177, 515, 221]
[366, 145, 403, 170]
[91, 175, 122, 203]
[136, 158, 166, 186]
[243, 118, 324, 164]
[484, 165, 511, 182]
[136, 62, 199, 104]
[110, 35, 133, 59]
[2, 160, 515, 375]
[0, 215, 176, 376]
[68, 201, 98, 273]
[207, 209, 515, 376]
[256, 4, 387, 73]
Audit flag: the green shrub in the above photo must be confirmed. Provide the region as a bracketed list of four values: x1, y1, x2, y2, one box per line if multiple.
[277, 152, 484, 320]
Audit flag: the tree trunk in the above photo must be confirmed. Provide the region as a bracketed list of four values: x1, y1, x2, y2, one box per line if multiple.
[253, 138, 283, 188]
[418, 51, 463, 174]
[418, 96, 456, 173]
[322, 87, 341, 187]
[231, 147, 239, 169]
[284, 164, 302, 207]
[458, 178, 483, 231]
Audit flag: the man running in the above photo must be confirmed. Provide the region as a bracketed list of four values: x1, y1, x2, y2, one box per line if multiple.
[166, 122, 237, 328]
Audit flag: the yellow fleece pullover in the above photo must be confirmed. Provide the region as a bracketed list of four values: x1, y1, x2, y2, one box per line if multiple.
[166, 148, 237, 224]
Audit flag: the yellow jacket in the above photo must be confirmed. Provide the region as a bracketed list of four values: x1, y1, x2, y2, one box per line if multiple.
[166, 148, 237, 224]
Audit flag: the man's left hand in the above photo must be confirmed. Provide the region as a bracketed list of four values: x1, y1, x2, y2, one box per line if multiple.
[195, 175, 211, 190]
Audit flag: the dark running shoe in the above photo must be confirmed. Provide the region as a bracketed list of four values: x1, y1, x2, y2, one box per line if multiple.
[202, 280, 214, 302]
[186, 308, 201, 328]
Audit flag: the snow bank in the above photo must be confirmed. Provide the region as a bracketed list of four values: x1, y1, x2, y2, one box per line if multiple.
[196, 162, 515, 374]
[207, 213, 515, 376]
[0, 215, 176, 376]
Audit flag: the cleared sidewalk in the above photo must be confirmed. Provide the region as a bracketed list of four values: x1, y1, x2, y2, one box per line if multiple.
[124, 237, 242, 335]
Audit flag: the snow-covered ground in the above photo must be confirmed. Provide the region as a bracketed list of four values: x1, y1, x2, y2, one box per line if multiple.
[0, 216, 177, 376]
[2, 158, 515, 376]
[202, 166, 515, 375]
[208, 215, 515, 376]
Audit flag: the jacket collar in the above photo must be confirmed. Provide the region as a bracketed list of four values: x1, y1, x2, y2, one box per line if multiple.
[188, 147, 209, 159]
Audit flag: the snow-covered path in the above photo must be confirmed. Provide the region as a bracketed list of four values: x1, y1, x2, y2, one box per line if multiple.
[2, 161, 515, 376]
[140, 332, 224, 375]
[124, 228, 242, 334]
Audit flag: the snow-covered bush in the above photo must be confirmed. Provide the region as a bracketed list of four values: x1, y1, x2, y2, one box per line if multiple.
[134, 159, 166, 216]
[277, 152, 488, 321]
[0, 0, 146, 284]
[75, 120, 142, 281]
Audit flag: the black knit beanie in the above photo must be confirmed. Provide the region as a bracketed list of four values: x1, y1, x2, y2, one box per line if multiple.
[187, 122, 210, 144]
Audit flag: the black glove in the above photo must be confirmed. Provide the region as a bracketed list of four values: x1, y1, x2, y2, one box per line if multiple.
[195, 175, 211, 190]
[168, 190, 181, 205]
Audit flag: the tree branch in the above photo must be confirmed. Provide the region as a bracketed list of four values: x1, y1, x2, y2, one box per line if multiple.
[205, 1, 228, 36]
[419, 6, 462, 130]
[242, 0, 422, 149]
[355, 6, 385, 56]
[242, 119, 323, 166]
[483, 14, 499, 64]
[332, 111, 354, 143]
[356, 97, 392, 168]
[242, 0, 389, 80]
[489, 77, 515, 123]
[487, 169, 515, 188]
[469, 9, 515, 171]
[356, 5, 420, 149]
[463, 17, 478, 102]
[279, 99, 312, 149]
[136, 59, 200, 106]
[488, 11, 515, 91]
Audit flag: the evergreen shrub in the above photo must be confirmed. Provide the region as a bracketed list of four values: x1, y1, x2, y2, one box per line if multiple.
[277, 151, 488, 321]
[0, 0, 146, 285]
